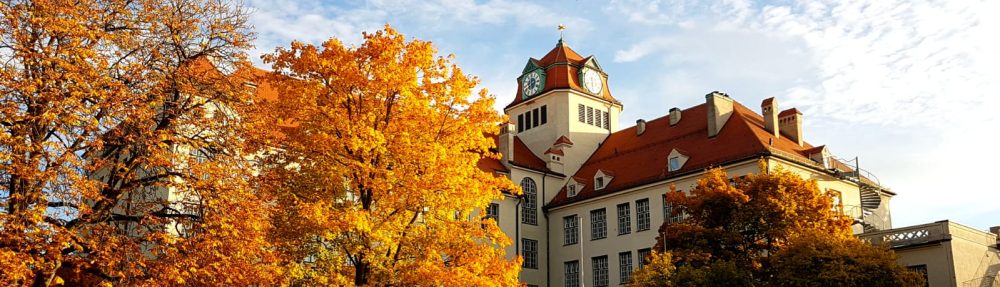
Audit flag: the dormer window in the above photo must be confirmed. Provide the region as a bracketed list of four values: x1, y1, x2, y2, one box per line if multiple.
[667, 149, 689, 172]
[668, 156, 681, 172]
[594, 170, 614, 191]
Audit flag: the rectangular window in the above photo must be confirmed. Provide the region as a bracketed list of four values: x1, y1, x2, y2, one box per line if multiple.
[636, 198, 650, 231]
[486, 203, 499, 222]
[591, 208, 607, 240]
[596, 177, 604, 189]
[587, 106, 594, 125]
[525, 112, 533, 130]
[563, 215, 579, 245]
[541, 105, 548, 124]
[578, 104, 586, 123]
[663, 194, 683, 224]
[603, 111, 610, 129]
[619, 251, 633, 284]
[532, 108, 539, 128]
[522, 238, 538, 269]
[637, 248, 652, 269]
[517, 114, 524, 132]
[592, 255, 609, 287]
[617, 203, 631, 235]
[907, 265, 929, 287]
[565, 261, 580, 287]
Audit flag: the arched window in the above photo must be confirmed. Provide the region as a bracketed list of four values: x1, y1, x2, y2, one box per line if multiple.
[520, 178, 537, 225]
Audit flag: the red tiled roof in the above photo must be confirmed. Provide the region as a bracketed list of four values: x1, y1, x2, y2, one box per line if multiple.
[547, 101, 823, 208]
[545, 148, 564, 156]
[761, 97, 775, 107]
[506, 42, 620, 109]
[778, 108, 801, 117]
[477, 134, 560, 175]
[554, 135, 574, 146]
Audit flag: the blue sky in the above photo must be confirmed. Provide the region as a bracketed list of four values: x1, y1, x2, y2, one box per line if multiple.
[248, 0, 999, 230]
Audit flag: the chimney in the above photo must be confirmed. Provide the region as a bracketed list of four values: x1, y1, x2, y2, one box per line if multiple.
[499, 123, 515, 168]
[669, 107, 682, 126]
[636, 119, 646, 136]
[761, 97, 779, 138]
[706, 91, 734, 137]
[778, 108, 803, 146]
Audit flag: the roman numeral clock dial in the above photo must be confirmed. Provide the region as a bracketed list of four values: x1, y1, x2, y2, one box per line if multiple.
[521, 69, 544, 99]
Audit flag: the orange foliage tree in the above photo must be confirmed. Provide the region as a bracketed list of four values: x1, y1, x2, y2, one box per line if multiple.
[0, 0, 281, 285]
[248, 25, 521, 286]
[630, 164, 920, 286]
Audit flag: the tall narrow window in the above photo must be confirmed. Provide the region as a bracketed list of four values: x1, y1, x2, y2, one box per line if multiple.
[541, 105, 548, 124]
[522, 238, 538, 269]
[619, 251, 633, 284]
[532, 108, 539, 128]
[663, 194, 683, 224]
[587, 106, 594, 125]
[521, 178, 537, 225]
[592, 255, 609, 287]
[637, 248, 652, 269]
[578, 104, 586, 123]
[595, 111, 602, 128]
[565, 261, 580, 287]
[636, 199, 650, 231]
[603, 111, 610, 129]
[563, 215, 579, 245]
[617, 203, 631, 235]
[590, 208, 607, 240]
[517, 114, 524, 132]
[524, 112, 532, 129]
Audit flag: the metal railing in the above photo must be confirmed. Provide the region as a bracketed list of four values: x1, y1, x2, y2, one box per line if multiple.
[858, 221, 950, 248]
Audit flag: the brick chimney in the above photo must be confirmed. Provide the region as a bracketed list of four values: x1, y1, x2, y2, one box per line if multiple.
[669, 107, 682, 126]
[636, 119, 646, 136]
[761, 97, 779, 138]
[778, 108, 803, 146]
[499, 123, 515, 168]
[706, 91, 734, 138]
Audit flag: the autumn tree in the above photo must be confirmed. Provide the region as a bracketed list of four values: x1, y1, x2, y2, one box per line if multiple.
[249, 25, 521, 286]
[0, 0, 281, 285]
[768, 232, 925, 287]
[629, 164, 921, 286]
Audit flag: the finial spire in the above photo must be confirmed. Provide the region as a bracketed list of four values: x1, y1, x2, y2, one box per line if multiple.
[558, 24, 566, 44]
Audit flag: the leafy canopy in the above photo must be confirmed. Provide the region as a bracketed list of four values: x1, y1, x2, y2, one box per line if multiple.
[250, 25, 521, 286]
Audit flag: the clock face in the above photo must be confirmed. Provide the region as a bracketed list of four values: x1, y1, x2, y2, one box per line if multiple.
[581, 68, 603, 95]
[521, 70, 544, 98]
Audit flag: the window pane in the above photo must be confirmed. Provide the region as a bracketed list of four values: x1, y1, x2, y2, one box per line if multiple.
[565, 261, 580, 287]
[637, 248, 651, 269]
[521, 178, 537, 225]
[592, 255, 609, 287]
[522, 238, 538, 269]
[617, 203, 631, 235]
[517, 114, 524, 132]
[541, 105, 548, 124]
[563, 215, 579, 245]
[591, 208, 606, 240]
[532, 108, 539, 128]
[619, 251, 633, 284]
[636, 199, 650, 231]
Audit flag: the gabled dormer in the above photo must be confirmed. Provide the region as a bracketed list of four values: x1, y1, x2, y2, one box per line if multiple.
[805, 145, 832, 169]
[566, 177, 585, 198]
[594, 169, 614, 190]
[667, 148, 690, 172]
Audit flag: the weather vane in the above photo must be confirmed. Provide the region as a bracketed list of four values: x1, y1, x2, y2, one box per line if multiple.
[558, 24, 566, 41]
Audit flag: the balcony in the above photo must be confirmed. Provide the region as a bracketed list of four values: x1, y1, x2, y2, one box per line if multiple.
[858, 221, 951, 248]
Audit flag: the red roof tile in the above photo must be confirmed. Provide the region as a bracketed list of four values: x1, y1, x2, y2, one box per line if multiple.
[778, 108, 801, 117]
[512, 136, 559, 174]
[761, 97, 775, 107]
[547, 101, 823, 208]
[554, 135, 574, 146]
[545, 148, 564, 156]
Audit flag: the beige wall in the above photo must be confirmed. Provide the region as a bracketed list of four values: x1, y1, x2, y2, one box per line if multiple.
[545, 160, 760, 287]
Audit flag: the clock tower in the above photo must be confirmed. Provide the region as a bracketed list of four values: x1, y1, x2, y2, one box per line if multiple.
[504, 39, 623, 177]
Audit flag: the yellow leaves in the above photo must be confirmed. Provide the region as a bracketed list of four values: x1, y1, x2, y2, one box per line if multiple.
[250, 25, 519, 286]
